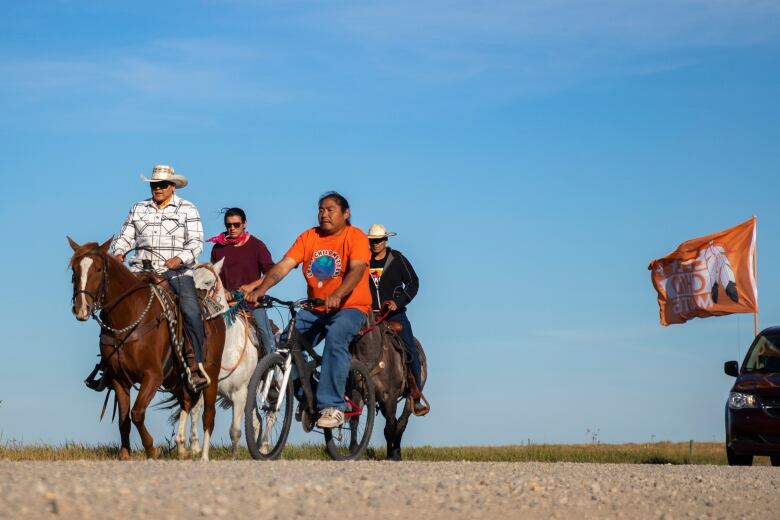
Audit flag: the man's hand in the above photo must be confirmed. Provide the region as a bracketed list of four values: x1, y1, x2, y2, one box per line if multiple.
[382, 300, 398, 312]
[324, 294, 342, 312]
[238, 283, 255, 296]
[114, 254, 125, 263]
[245, 288, 266, 305]
[164, 257, 183, 270]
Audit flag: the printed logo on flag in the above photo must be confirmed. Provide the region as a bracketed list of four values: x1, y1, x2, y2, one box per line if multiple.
[649, 217, 757, 326]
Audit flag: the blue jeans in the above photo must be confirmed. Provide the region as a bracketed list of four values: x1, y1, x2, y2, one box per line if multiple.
[251, 306, 277, 354]
[388, 311, 423, 391]
[168, 275, 205, 363]
[293, 308, 366, 411]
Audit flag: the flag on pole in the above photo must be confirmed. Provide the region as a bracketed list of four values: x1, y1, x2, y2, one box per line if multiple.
[648, 217, 758, 326]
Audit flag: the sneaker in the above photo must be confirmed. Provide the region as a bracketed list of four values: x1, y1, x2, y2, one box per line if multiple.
[316, 407, 345, 428]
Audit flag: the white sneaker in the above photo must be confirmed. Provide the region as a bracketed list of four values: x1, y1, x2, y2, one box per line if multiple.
[316, 407, 344, 428]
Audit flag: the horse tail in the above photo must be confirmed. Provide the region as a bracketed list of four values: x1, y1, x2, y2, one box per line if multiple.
[217, 395, 233, 410]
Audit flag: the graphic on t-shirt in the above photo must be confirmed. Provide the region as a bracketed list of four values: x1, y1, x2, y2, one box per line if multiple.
[369, 267, 383, 288]
[306, 249, 343, 288]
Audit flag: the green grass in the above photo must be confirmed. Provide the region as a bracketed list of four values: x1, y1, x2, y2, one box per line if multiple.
[0, 440, 770, 464]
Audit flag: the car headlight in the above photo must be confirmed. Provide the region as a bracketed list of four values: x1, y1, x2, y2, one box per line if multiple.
[729, 392, 758, 409]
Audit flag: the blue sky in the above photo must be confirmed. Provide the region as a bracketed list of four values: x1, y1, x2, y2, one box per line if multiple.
[1, 1, 779, 447]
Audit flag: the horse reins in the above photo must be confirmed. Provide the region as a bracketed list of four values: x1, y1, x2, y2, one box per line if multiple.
[357, 308, 391, 337]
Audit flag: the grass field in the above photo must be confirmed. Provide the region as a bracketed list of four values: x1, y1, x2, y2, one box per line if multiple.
[0, 440, 772, 465]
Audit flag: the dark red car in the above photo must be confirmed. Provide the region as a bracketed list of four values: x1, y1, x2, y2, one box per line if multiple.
[724, 326, 780, 466]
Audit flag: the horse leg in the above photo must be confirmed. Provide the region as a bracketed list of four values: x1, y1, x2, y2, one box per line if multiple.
[392, 400, 414, 461]
[130, 373, 163, 459]
[380, 399, 400, 461]
[200, 382, 219, 461]
[176, 408, 190, 460]
[113, 382, 132, 461]
[190, 394, 203, 458]
[229, 390, 244, 460]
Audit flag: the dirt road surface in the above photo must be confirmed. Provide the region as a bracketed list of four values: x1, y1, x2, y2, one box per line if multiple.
[1, 460, 778, 519]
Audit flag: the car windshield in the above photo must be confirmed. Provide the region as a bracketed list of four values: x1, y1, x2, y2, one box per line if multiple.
[744, 334, 780, 372]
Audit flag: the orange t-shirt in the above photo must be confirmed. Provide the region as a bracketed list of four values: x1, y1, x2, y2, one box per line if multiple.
[285, 226, 371, 314]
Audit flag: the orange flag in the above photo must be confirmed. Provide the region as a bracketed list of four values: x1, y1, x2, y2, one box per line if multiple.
[648, 217, 758, 326]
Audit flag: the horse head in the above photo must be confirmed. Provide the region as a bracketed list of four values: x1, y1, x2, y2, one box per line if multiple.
[68, 236, 112, 321]
[194, 258, 229, 318]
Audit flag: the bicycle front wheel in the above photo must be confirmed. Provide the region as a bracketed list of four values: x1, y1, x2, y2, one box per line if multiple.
[324, 359, 375, 460]
[245, 353, 293, 460]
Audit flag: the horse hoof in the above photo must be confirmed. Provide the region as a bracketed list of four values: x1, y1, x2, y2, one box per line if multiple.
[118, 449, 131, 461]
[146, 447, 160, 460]
[387, 452, 402, 462]
[177, 449, 190, 461]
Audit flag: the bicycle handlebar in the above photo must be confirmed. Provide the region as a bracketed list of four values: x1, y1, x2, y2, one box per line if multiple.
[260, 295, 324, 309]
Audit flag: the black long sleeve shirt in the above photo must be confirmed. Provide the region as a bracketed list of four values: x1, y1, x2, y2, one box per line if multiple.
[368, 248, 419, 312]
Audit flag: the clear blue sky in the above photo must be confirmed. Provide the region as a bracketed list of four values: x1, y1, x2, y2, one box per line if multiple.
[1, 1, 779, 447]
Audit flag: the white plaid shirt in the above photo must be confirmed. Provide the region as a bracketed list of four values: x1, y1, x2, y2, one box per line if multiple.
[111, 195, 203, 277]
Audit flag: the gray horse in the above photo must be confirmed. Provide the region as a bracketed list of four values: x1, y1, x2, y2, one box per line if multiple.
[352, 315, 428, 461]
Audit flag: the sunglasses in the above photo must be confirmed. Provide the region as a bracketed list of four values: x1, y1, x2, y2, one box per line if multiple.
[225, 222, 243, 229]
[150, 181, 173, 190]
[369, 238, 387, 244]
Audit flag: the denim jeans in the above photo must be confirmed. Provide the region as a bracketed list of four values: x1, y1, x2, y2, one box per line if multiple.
[168, 275, 205, 363]
[251, 306, 277, 354]
[293, 308, 366, 411]
[388, 310, 423, 390]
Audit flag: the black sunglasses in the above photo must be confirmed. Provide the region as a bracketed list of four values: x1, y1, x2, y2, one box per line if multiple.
[369, 238, 387, 244]
[150, 181, 173, 190]
[225, 222, 243, 229]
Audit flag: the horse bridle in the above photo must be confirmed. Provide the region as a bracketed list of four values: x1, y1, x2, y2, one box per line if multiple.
[71, 251, 110, 315]
[71, 249, 158, 335]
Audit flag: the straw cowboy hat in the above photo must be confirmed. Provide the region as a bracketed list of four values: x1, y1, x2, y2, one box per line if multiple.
[367, 224, 397, 239]
[139, 164, 188, 188]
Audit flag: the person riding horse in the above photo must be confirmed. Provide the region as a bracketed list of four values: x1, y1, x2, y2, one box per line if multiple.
[110, 164, 210, 388]
[208, 207, 277, 355]
[366, 223, 428, 415]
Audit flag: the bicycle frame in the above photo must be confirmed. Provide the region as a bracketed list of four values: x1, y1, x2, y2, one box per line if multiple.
[258, 298, 363, 422]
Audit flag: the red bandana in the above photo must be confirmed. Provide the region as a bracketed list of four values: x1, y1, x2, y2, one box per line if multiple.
[207, 232, 249, 246]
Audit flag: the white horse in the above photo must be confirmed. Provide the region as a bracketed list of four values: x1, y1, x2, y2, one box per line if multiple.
[176, 259, 262, 460]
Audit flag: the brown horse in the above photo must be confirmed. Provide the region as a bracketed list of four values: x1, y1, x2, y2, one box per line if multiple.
[68, 237, 225, 460]
[352, 317, 427, 461]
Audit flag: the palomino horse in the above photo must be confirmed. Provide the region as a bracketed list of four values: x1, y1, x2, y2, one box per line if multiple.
[174, 260, 262, 460]
[352, 317, 427, 460]
[68, 238, 225, 460]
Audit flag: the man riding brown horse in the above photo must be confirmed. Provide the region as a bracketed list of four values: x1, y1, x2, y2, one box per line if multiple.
[109, 164, 210, 388]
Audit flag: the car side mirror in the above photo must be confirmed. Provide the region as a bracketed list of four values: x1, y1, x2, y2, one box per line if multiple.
[724, 361, 739, 377]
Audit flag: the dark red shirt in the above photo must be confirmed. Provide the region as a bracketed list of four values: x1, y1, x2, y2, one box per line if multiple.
[210, 235, 274, 291]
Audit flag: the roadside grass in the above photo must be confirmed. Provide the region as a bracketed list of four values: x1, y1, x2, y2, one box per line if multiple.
[0, 440, 770, 464]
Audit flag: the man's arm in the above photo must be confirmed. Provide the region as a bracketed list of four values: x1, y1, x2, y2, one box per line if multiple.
[245, 256, 297, 303]
[393, 253, 419, 307]
[324, 260, 367, 312]
[111, 205, 137, 260]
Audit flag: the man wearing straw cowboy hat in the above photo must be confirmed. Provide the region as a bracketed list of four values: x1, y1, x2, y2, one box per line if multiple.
[366, 224, 427, 415]
[110, 164, 210, 388]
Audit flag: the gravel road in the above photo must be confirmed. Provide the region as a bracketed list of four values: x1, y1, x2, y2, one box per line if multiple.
[1, 460, 778, 519]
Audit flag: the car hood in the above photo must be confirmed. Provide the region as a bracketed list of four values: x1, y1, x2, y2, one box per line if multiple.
[734, 372, 780, 395]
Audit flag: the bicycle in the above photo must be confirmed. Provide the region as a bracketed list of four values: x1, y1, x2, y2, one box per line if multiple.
[244, 295, 375, 460]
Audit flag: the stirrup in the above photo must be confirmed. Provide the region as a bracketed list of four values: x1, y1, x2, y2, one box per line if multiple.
[412, 394, 430, 417]
[84, 363, 107, 392]
[197, 362, 212, 386]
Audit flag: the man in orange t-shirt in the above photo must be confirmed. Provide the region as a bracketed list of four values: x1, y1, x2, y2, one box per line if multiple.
[246, 191, 371, 428]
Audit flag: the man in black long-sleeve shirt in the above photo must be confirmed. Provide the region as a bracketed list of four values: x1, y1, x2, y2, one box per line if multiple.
[367, 224, 427, 414]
